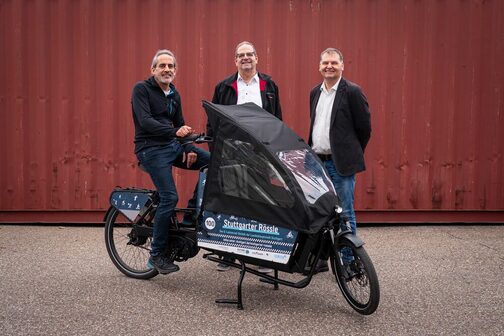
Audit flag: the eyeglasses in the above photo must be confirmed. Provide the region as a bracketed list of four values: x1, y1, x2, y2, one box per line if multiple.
[157, 63, 176, 70]
[236, 52, 256, 59]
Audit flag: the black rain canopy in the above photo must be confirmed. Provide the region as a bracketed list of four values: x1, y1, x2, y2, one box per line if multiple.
[202, 101, 339, 234]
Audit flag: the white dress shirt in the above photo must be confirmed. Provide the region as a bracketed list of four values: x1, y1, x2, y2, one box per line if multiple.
[237, 73, 262, 108]
[311, 79, 341, 154]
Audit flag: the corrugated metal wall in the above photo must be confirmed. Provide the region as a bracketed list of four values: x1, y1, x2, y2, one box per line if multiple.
[1, 0, 503, 223]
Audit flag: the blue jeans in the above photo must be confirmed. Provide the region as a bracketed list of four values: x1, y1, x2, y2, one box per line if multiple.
[136, 141, 210, 257]
[323, 159, 356, 263]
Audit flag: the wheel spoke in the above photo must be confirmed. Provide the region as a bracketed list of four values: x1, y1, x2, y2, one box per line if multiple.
[331, 239, 380, 315]
[105, 208, 158, 279]
[113, 225, 151, 271]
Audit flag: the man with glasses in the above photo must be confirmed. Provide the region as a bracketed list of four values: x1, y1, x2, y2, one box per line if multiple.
[208, 41, 282, 272]
[209, 41, 282, 129]
[132, 49, 210, 274]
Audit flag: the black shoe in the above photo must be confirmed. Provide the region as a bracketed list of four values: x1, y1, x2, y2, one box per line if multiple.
[315, 260, 329, 273]
[303, 259, 329, 275]
[216, 257, 234, 271]
[148, 255, 179, 274]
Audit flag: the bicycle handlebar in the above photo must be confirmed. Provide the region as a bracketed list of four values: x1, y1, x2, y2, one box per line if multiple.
[176, 133, 213, 146]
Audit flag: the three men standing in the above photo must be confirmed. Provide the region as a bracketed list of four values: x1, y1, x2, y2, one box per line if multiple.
[131, 45, 371, 275]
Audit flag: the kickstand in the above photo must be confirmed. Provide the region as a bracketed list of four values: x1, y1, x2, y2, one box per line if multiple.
[215, 260, 246, 310]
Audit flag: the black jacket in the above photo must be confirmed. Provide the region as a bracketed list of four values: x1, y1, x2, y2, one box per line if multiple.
[131, 76, 185, 154]
[308, 78, 371, 176]
[207, 72, 282, 137]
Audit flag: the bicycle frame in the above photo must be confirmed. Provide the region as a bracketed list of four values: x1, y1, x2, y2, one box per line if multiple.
[105, 121, 380, 313]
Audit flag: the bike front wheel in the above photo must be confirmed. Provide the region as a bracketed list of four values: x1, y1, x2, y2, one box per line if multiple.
[104, 207, 158, 279]
[330, 238, 380, 315]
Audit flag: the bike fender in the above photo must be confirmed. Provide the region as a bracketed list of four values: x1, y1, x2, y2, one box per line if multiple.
[339, 233, 365, 248]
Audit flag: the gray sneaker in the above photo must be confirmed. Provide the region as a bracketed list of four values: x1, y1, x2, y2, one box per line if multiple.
[148, 255, 179, 274]
[216, 262, 231, 271]
[257, 266, 274, 274]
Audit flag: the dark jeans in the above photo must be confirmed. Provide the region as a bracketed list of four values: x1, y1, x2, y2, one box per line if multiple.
[136, 141, 210, 257]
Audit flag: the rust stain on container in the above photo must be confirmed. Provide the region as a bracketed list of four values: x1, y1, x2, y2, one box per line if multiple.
[1, 0, 503, 223]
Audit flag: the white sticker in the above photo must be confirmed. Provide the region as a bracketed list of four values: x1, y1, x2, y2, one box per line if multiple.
[204, 217, 216, 230]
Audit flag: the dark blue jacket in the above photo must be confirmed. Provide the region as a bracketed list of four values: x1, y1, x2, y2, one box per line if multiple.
[131, 76, 185, 154]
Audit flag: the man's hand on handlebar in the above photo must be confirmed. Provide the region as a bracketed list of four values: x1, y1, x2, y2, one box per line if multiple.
[176, 125, 193, 137]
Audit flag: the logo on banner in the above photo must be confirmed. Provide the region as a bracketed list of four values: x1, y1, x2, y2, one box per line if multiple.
[205, 217, 216, 230]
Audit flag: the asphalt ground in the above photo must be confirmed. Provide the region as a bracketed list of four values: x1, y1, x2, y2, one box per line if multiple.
[0, 224, 503, 336]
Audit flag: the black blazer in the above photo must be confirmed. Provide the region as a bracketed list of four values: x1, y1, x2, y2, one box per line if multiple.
[308, 78, 371, 176]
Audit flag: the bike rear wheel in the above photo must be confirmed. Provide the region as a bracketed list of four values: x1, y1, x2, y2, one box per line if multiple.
[104, 207, 158, 279]
[330, 238, 380, 315]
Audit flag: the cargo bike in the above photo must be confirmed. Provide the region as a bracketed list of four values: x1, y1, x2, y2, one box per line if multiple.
[104, 101, 380, 314]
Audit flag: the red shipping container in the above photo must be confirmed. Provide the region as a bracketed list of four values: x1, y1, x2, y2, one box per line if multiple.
[1, 0, 503, 223]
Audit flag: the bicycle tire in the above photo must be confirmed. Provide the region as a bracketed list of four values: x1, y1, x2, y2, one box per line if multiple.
[104, 207, 158, 279]
[330, 238, 380, 315]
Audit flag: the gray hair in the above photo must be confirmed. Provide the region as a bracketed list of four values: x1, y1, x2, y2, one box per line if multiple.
[235, 41, 257, 56]
[320, 48, 344, 62]
[151, 49, 177, 68]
